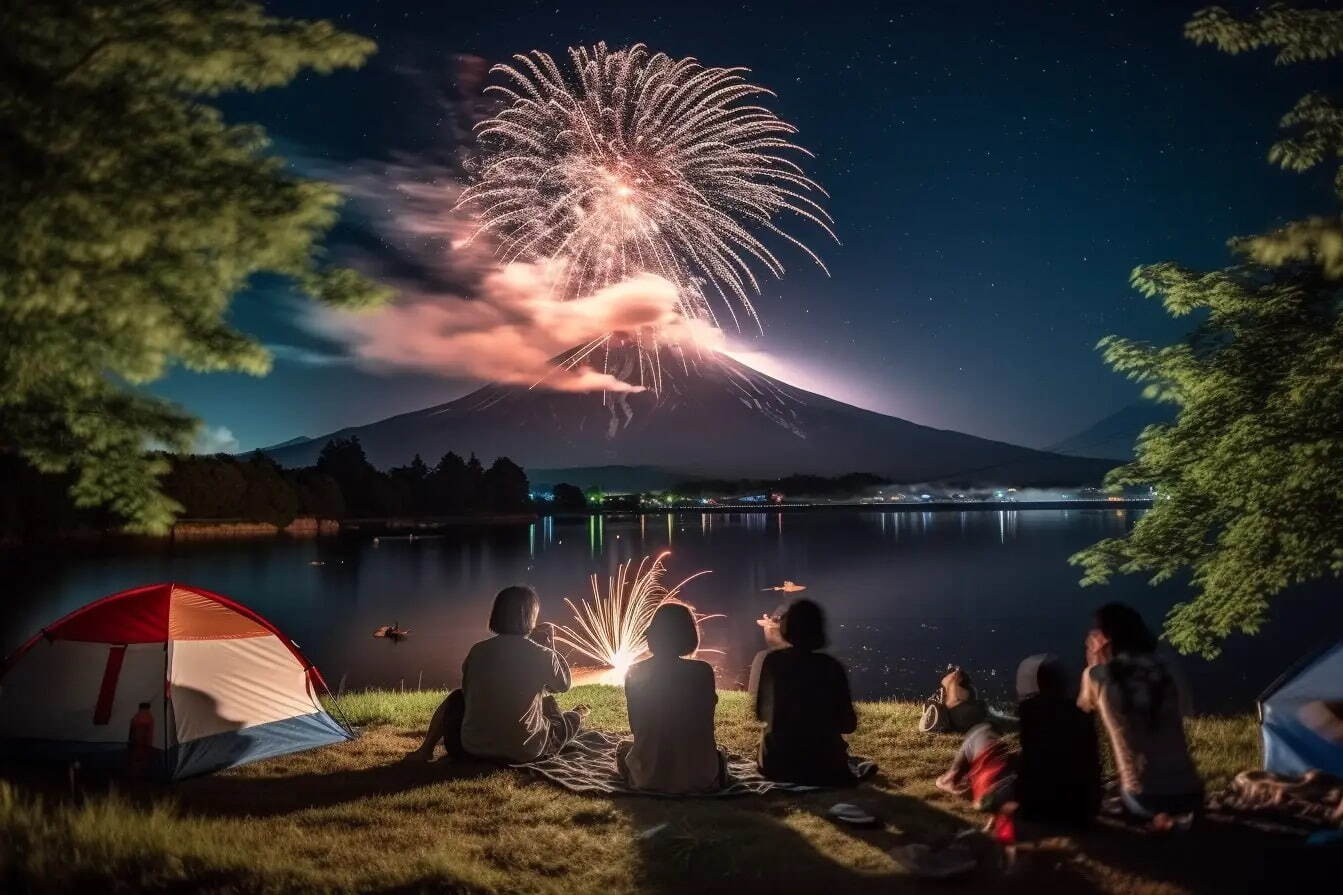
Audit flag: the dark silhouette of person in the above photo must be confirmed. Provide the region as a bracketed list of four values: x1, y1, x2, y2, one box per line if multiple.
[1015, 654, 1101, 826]
[617, 602, 726, 793]
[754, 599, 858, 785]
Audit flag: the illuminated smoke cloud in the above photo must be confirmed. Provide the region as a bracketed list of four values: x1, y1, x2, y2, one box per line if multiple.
[305, 266, 722, 393]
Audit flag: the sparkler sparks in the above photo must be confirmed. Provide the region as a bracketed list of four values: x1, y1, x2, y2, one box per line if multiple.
[458, 42, 834, 331]
[553, 552, 720, 679]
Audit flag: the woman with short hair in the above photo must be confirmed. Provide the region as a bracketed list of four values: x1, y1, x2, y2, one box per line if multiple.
[617, 602, 725, 793]
[408, 585, 585, 763]
[755, 599, 859, 785]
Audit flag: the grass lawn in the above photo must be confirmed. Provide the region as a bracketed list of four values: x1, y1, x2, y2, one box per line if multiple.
[0, 685, 1283, 893]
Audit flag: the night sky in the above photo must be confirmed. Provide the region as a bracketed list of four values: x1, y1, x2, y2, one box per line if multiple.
[152, 0, 1329, 455]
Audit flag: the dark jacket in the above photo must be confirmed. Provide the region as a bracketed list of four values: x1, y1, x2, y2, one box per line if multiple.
[1017, 690, 1101, 825]
[755, 647, 858, 785]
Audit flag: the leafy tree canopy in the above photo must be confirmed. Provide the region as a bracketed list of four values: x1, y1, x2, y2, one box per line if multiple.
[0, 1, 389, 533]
[1187, 4, 1343, 276]
[1073, 4, 1343, 657]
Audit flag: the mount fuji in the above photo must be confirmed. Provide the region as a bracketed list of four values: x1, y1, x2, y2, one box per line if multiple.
[261, 341, 1115, 485]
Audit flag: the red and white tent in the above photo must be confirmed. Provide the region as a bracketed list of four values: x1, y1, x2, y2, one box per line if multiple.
[0, 583, 353, 779]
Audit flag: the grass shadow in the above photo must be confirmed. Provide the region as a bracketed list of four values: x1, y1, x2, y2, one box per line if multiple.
[177, 754, 500, 819]
[608, 773, 1101, 893]
[1060, 812, 1332, 892]
[1, 727, 500, 819]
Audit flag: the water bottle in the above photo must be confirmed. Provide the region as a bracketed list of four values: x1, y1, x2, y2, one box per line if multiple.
[127, 701, 155, 777]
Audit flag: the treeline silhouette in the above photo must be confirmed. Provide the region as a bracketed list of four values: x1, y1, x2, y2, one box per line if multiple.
[0, 437, 531, 540]
[306, 437, 530, 519]
[672, 472, 888, 498]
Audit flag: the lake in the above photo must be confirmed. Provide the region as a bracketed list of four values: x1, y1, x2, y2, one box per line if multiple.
[2, 509, 1335, 713]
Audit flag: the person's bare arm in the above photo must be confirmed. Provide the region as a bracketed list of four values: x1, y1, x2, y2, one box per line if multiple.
[534, 624, 571, 694]
[1077, 667, 1099, 713]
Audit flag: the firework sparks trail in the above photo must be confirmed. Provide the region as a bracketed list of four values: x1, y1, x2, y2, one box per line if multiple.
[553, 551, 722, 679]
[457, 42, 835, 334]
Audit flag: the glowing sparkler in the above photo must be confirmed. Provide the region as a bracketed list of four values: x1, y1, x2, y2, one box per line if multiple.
[554, 551, 720, 679]
[458, 42, 834, 330]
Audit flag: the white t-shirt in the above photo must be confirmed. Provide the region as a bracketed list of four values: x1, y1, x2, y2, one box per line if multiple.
[460, 634, 571, 762]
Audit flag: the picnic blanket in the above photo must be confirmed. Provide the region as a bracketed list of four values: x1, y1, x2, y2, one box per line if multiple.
[1206, 769, 1343, 833]
[515, 730, 876, 797]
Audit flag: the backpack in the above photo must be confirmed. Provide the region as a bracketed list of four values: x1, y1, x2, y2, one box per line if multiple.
[919, 668, 990, 733]
[920, 687, 953, 733]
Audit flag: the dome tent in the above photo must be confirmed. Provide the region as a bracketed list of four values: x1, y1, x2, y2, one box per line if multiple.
[0, 583, 353, 779]
[1259, 639, 1343, 778]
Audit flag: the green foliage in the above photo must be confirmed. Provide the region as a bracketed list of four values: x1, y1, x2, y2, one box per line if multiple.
[675, 472, 887, 498]
[312, 437, 531, 519]
[1185, 4, 1343, 64]
[161, 452, 334, 526]
[1073, 5, 1343, 657]
[1188, 5, 1343, 277]
[0, 1, 389, 534]
[550, 482, 587, 510]
[316, 436, 405, 516]
[483, 456, 530, 511]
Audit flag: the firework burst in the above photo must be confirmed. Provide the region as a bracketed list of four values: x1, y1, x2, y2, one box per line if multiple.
[458, 42, 834, 331]
[553, 552, 720, 679]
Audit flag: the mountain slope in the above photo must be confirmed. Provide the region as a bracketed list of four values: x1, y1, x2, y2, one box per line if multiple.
[1047, 402, 1177, 461]
[264, 342, 1116, 485]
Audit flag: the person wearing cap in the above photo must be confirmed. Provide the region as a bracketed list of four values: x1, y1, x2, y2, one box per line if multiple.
[1016, 654, 1101, 826]
[937, 654, 1100, 829]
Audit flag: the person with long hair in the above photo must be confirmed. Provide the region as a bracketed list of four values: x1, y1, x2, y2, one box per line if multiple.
[755, 599, 859, 785]
[407, 585, 585, 763]
[1079, 602, 1201, 829]
[617, 602, 726, 793]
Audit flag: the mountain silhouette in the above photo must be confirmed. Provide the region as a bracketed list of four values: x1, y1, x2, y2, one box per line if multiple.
[262, 339, 1116, 485]
[1046, 402, 1177, 461]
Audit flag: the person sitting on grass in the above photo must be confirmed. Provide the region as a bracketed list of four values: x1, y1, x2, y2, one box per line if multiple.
[935, 720, 1018, 854]
[755, 598, 859, 785]
[1079, 602, 1202, 831]
[617, 602, 726, 793]
[1014, 654, 1101, 826]
[407, 585, 586, 763]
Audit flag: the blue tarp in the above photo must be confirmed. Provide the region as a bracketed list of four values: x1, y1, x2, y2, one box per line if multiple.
[170, 711, 354, 780]
[0, 713, 353, 780]
[1260, 641, 1343, 778]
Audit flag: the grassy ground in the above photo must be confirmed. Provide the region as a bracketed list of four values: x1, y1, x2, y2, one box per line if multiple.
[0, 686, 1281, 894]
